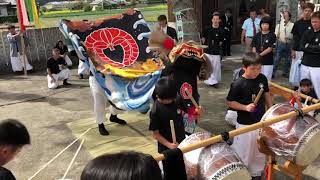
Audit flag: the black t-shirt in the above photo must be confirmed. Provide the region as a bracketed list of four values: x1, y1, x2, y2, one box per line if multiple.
[172, 57, 202, 110]
[251, 31, 276, 65]
[0, 167, 15, 180]
[300, 30, 320, 67]
[149, 100, 185, 153]
[47, 57, 67, 74]
[226, 74, 269, 125]
[292, 19, 312, 51]
[228, 68, 245, 111]
[56, 45, 68, 55]
[203, 26, 225, 55]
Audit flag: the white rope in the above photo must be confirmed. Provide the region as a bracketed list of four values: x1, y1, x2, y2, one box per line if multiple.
[28, 127, 93, 180]
[61, 138, 85, 180]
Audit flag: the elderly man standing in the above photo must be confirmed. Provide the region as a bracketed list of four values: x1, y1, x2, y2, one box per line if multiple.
[273, 11, 294, 78]
[7, 25, 33, 73]
[241, 7, 261, 52]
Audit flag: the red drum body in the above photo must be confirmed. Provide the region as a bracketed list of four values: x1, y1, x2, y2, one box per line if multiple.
[179, 132, 251, 180]
[260, 103, 320, 166]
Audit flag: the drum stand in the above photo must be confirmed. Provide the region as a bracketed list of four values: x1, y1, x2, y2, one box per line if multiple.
[266, 155, 306, 180]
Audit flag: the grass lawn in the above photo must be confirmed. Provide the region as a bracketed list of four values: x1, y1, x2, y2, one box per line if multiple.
[40, 4, 168, 28]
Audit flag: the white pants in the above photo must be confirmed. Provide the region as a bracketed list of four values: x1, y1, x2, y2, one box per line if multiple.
[300, 65, 320, 98]
[65, 55, 73, 66]
[225, 110, 237, 126]
[261, 65, 274, 80]
[47, 69, 71, 89]
[290, 51, 304, 85]
[78, 60, 90, 75]
[204, 54, 221, 85]
[89, 76, 120, 124]
[232, 124, 266, 177]
[10, 54, 33, 72]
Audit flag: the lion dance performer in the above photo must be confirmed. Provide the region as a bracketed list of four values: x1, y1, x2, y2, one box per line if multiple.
[149, 32, 212, 135]
[59, 9, 163, 135]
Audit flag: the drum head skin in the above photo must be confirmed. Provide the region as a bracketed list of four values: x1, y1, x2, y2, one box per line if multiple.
[178, 132, 212, 179]
[198, 143, 251, 180]
[179, 132, 251, 180]
[295, 124, 320, 165]
[260, 103, 320, 166]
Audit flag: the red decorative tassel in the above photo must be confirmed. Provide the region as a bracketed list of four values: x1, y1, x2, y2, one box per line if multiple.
[289, 97, 296, 107]
[162, 37, 175, 50]
[187, 106, 200, 123]
[265, 165, 270, 180]
[17, 0, 26, 31]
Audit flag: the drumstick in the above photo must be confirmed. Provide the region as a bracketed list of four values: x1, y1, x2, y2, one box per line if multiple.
[170, 120, 177, 144]
[154, 102, 320, 162]
[254, 83, 264, 105]
[185, 88, 200, 109]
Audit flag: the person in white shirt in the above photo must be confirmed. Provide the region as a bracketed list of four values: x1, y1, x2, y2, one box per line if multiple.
[7, 25, 33, 73]
[241, 8, 261, 52]
[273, 11, 294, 78]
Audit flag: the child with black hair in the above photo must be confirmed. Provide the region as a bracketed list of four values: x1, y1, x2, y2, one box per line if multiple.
[227, 52, 272, 180]
[291, 79, 319, 116]
[251, 16, 277, 80]
[300, 79, 318, 100]
[81, 151, 162, 180]
[149, 77, 185, 153]
[0, 119, 30, 180]
[299, 79, 319, 116]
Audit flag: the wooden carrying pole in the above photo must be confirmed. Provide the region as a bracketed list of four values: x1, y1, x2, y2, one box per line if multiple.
[269, 81, 320, 104]
[154, 102, 320, 162]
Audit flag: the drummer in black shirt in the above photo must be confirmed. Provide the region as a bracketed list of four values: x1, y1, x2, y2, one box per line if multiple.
[149, 77, 185, 153]
[226, 52, 272, 179]
[299, 11, 320, 98]
[202, 12, 224, 88]
[251, 17, 276, 80]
